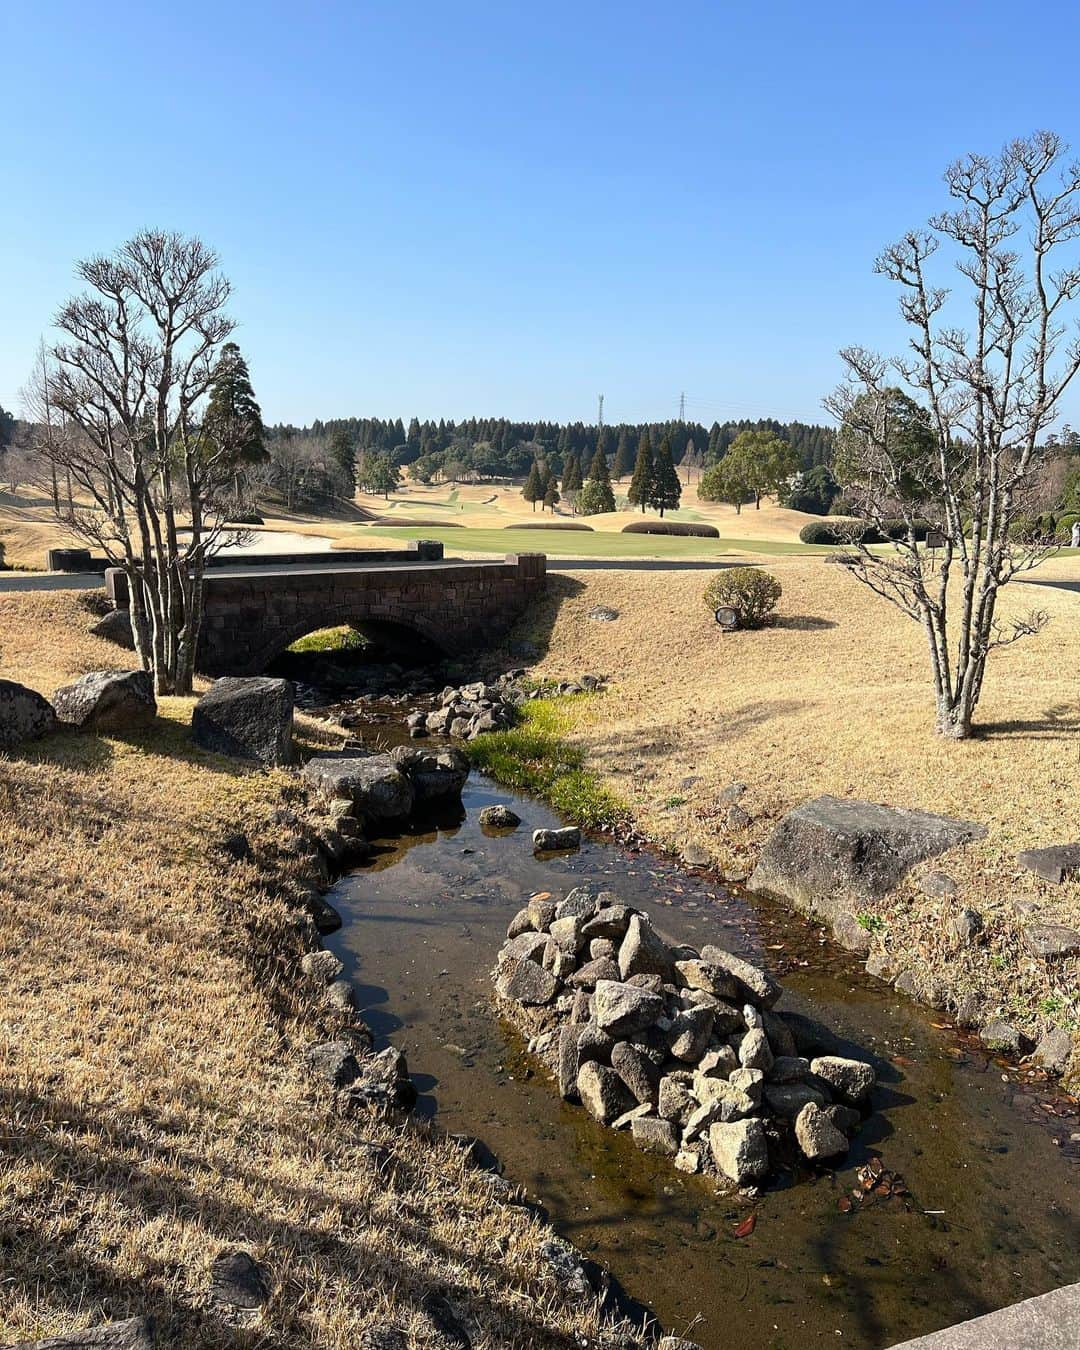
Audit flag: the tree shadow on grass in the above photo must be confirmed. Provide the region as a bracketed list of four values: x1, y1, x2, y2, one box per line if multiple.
[491, 574, 587, 663]
[771, 614, 838, 632]
[974, 701, 1080, 740]
[0, 1085, 616, 1348]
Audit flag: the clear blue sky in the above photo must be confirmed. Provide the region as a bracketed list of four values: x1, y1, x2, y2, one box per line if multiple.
[3, 1, 1079, 428]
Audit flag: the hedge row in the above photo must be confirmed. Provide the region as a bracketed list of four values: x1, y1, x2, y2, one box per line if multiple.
[621, 520, 720, 538]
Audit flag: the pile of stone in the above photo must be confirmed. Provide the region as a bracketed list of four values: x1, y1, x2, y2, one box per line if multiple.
[417, 675, 525, 740]
[494, 887, 876, 1187]
[303, 743, 470, 825]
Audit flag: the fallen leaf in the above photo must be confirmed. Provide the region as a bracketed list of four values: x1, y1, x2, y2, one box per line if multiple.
[528, 892, 551, 902]
[837, 1196, 852, 1213]
[733, 1214, 757, 1238]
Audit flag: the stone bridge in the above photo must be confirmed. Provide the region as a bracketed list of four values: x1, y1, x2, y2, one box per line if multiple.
[185, 543, 546, 674]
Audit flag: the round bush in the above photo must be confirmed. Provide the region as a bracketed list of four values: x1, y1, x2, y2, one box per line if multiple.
[703, 567, 782, 629]
[621, 520, 720, 538]
[1055, 512, 1080, 541]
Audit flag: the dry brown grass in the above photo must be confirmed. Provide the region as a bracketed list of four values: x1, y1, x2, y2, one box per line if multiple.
[515, 556, 1080, 1039]
[0, 592, 642, 1347]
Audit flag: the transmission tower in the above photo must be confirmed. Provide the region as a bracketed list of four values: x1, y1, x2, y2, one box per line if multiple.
[678, 391, 686, 422]
[597, 394, 604, 431]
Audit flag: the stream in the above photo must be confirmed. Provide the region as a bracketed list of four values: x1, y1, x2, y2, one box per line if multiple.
[320, 769, 1080, 1350]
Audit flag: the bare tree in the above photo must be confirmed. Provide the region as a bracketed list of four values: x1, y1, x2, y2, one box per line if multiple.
[826, 131, 1080, 739]
[39, 230, 242, 694]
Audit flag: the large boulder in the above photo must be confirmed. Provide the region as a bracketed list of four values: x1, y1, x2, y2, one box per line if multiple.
[593, 979, 664, 1036]
[697, 946, 780, 1009]
[390, 744, 469, 802]
[191, 676, 294, 766]
[89, 608, 136, 650]
[0, 679, 57, 751]
[12, 1318, 156, 1348]
[302, 754, 414, 823]
[749, 795, 986, 921]
[794, 1101, 849, 1160]
[52, 670, 156, 732]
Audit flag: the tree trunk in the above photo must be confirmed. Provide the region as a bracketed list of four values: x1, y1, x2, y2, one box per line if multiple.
[935, 695, 973, 739]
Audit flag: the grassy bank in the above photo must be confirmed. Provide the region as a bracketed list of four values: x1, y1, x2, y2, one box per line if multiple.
[493, 558, 1080, 1063]
[357, 523, 821, 558]
[0, 592, 645, 1347]
[467, 698, 631, 830]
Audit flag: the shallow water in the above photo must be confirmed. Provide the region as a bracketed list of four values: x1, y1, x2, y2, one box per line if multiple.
[324, 775, 1079, 1350]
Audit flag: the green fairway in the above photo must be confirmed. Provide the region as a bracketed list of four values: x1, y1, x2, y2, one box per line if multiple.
[355, 524, 825, 557]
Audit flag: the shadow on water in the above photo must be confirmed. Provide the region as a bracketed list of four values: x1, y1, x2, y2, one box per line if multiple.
[324, 775, 1080, 1350]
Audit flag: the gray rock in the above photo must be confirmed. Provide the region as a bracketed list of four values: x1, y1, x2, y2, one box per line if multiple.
[300, 950, 344, 984]
[762, 1010, 797, 1057]
[1016, 843, 1080, 884]
[305, 1040, 360, 1088]
[87, 610, 134, 650]
[949, 907, 984, 945]
[358, 1329, 408, 1350]
[52, 669, 156, 732]
[658, 1337, 704, 1350]
[209, 1249, 270, 1311]
[719, 782, 748, 805]
[588, 605, 620, 622]
[302, 754, 414, 823]
[980, 1019, 1024, 1054]
[589, 937, 616, 961]
[577, 1060, 636, 1124]
[1029, 1027, 1073, 1075]
[728, 1067, 765, 1103]
[498, 931, 551, 965]
[692, 1075, 757, 1121]
[657, 1073, 696, 1126]
[192, 676, 294, 766]
[617, 912, 674, 980]
[824, 1103, 862, 1135]
[14, 1317, 156, 1348]
[532, 826, 581, 852]
[593, 979, 664, 1035]
[325, 979, 355, 1012]
[555, 886, 600, 920]
[749, 795, 987, 918]
[698, 1045, 738, 1078]
[832, 912, 873, 953]
[767, 1055, 810, 1084]
[1022, 923, 1080, 959]
[581, 904, 632, 939]
[495, 956, 559, 1006]
[674, 1148, 702, 1175]
[709, 1118, 769, 1184]
[674, 958, 740, 1001]
[631, 1115, 678, 1155]
[611, 1041, 661, 1105]
[738, 1027, 774, 1072]
[810, 1055, 875, 1104]
[390, 744, 469, 801]
[764, 1083, 828, 1118]
[794, 1101, 849, 1161]
[0, 678, 57, 750]
[506, 907, 534, 939]
[527, 894, 558, 930]
[478, 803, 521, 829]
[567, 956, 620, 989]
[668, 1006, 714, 1062]
[549, 914, 587, 954]
[921, 870, 959, 898]
[698, 946, 781, 1008]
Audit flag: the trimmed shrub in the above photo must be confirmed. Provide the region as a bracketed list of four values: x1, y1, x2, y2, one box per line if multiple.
[507, 521, 595, 531]
[880, 517, 935, 542]
[621, 520, 720, 538]
[703, 567, 782, 629]
[798, 518, 883, 545]
[1055, 512, 1080, 541]
[226, 509, 264, 525]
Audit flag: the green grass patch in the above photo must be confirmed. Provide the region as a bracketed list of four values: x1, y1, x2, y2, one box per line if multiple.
[287, 625, 366, 653]
[466, 698, 631, 831]
[357, 524, 822, 558]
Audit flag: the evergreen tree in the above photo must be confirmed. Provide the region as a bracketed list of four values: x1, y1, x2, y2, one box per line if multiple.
[627, 429, 654, 512]
[613, 427, 635, 478]
[649, 435, 682, 516]
[360, 452, 401, 499]
[562, 452, 582, 493]
[582, 443, 615, 513]
[203, 342, 266, 498]
[328, 426, 357, 491]
[523, 460, 543, 511]
[543, 478, 560, 512]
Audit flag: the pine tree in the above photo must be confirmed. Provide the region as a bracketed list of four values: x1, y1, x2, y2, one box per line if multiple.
[523, 460, 543, 511]
[543, 479, 560, 512]
[627, 429, 654, 512]
[583, 442, 615, 513]
[649, 435, 682, 517]
[562, 453, 582, 493]
[613, 427, 635, 479]
[203, 342, 266, 499]
[329, 426, 357, 492]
